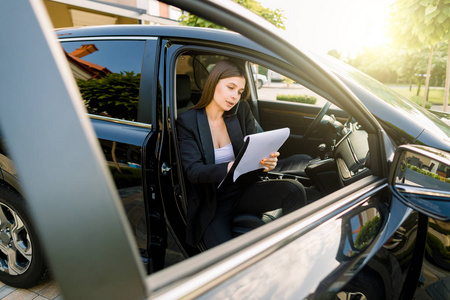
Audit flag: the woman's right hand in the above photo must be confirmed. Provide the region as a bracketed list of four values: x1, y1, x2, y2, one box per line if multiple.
[261, 152, 279, 172]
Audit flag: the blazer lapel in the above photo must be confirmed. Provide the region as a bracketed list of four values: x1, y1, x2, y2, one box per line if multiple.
[225, 115, 244, 156]
[197, 109, 215, 164]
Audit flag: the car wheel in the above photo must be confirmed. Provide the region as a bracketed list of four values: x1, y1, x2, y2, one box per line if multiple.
[257, 79, 263, 89]
[0, 183, 48, 288]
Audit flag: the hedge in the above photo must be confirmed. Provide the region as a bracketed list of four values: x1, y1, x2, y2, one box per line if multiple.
[276, 94, 317, 104]
[407, 163, 450, 183]
[411, 95, 432, 109]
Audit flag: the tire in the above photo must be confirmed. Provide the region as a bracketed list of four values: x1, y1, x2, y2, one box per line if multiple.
[0, 183, 48, 288]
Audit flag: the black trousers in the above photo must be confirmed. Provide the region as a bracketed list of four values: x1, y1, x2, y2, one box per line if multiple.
[202, 179, 306, 249]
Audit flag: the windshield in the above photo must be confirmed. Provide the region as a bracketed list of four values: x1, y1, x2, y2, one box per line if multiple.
[314, 54, 450, 139]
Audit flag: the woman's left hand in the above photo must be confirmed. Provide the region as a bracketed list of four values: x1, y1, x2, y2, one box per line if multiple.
[261, 152, 279, 172]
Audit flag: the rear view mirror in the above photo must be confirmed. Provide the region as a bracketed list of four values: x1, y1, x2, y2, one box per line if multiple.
[390, 145, 450, 221]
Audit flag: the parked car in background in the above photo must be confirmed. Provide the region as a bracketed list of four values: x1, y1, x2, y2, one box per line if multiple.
[0, 1, 449, 298]
[268, 69, 284, 82]
[251, 64, 267, 88]
[254, 73, 267, 88]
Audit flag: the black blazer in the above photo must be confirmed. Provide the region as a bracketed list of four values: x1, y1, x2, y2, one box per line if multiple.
[176, 101, 257, 246]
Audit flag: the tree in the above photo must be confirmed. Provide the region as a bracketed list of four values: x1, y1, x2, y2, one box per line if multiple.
[347, 47, 398, 83]
[389, 0, 450, 111]
[327, 49, 341, 60]
[420, 0, 450, 112]
[394, 49, 429, 91]
[179, 0, 285, 29]
[389, 0, 436, 107]
[430, 43, 449, 86]
[77, 71, 140, 120]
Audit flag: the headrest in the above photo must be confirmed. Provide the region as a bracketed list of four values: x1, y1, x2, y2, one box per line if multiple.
[176, 75, 192, 108]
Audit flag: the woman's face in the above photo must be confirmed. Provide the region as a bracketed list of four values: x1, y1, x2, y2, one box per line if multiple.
[210, 76, 246, 112]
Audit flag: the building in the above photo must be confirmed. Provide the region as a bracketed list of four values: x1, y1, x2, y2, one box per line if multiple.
[44, 0, 181, 28]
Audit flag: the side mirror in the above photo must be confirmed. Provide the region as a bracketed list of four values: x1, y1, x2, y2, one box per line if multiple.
[390, 145, 450, 221]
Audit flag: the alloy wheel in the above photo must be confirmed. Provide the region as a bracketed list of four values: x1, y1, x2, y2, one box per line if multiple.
[0, 202, 32, 275]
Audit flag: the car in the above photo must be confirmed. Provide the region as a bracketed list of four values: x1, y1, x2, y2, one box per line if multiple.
[1, 1, 450, 298]
[268, 69, 284, 82]
[251, 64, 267, 88]
[254, 73, 267, 88]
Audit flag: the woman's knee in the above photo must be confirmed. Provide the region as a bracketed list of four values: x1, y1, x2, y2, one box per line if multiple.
[202, 215, 233, 249]
[279, 179, 307, 212]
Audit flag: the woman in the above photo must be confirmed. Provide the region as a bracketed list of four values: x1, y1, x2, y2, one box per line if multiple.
[177, 60, 306, 248]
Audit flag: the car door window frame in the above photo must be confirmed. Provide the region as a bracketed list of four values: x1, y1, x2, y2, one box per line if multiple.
[59, 37, 157, 126]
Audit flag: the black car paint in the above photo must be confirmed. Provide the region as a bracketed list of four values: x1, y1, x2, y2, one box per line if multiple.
[0, 21, 448, 298]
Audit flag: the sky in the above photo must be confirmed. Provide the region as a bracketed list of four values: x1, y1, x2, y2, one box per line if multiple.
[258, 0, 395, 58]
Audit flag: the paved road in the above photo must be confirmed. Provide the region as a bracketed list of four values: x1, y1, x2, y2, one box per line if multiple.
[431, 104, 450, 112]
[0, 279, 62, 300]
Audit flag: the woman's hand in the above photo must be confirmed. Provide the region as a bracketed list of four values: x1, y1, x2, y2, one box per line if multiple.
[261, 152, 279, 172]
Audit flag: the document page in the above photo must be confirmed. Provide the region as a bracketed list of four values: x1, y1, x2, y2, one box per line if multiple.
[233, 127, 290, 182]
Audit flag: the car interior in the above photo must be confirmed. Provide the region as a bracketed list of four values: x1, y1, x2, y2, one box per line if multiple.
[170, 51, 372, 245]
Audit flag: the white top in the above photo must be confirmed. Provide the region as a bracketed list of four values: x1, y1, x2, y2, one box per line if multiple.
[214, 143, 235, 164]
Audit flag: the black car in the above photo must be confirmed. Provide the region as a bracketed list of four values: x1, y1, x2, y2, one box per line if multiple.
[1, 1, 450, 298]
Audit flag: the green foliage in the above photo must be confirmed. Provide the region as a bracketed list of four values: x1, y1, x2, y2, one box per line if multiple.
[77, 71, 140, 120]
[392, 47, 431, 85]
[282, 76, 295, 86]
[411, 95, 432, 108]
[347, 47, 399, 83]
[389, 0, 450, 48]
[276, 94, 317, 104]
[393, 85, 449, 104]
[429, 221, 450, 235]
[429, 43, 450, 86]
[258, 65, 268, 76]
[178, 14, 221, 28]
[425, 233, 450, 264]
[327, 49, 342, 60]
[109, 165, 142, 189]
[406, 162, 447, 181]
[179, 0, 285, 29]
[345, 42, 449, 86]
[354, 216, 381, 250]
[386, 0, 450, 106]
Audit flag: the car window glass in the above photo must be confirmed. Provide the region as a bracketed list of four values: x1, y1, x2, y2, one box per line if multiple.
[254, 65, 341, 110]
[176, 54, 228, 92]
[316, 55, 450, 138]
[61, 40, 145, 121]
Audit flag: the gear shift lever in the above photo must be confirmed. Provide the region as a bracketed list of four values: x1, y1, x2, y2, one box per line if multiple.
[318, 143, 326, 160]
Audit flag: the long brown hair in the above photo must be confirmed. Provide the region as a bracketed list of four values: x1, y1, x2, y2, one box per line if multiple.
[194, 60, 250, 110]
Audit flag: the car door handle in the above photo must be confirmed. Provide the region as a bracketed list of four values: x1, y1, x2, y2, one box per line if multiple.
[161, 162, 171, 175]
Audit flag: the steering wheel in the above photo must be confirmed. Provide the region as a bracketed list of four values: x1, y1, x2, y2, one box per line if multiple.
[303, 101, 331, 139]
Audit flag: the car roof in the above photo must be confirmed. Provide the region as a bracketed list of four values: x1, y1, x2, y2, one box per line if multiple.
[56, 25, 273, 55]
